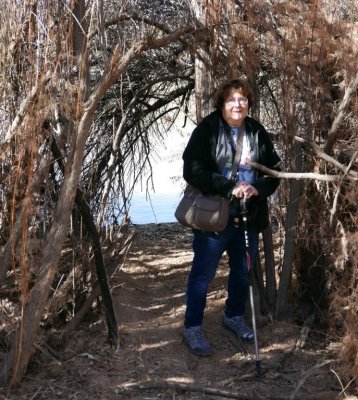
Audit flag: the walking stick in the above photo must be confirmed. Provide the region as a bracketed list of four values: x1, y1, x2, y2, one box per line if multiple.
[241, 200, 263, 376]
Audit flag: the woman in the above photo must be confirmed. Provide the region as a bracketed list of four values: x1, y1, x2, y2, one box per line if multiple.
[182, 78, 281, 356]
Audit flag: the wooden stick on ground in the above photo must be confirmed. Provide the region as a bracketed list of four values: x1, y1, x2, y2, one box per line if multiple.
[124, 379, 342, 400]
[125, 380, 252, 399]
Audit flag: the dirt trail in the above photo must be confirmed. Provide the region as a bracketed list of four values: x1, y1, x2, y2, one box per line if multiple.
[110, 224, 344, 400]
[2, 223, 352, 400]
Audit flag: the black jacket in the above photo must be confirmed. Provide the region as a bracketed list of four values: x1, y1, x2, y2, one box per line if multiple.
[182, 110, 281, 231]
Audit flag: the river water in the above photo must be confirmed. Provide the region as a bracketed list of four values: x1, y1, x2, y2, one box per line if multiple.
[129, 192, 182, 224]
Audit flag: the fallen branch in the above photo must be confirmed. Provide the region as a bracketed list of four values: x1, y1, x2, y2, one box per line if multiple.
[125, 380, 342, 400]
[125, 380, 252, 399]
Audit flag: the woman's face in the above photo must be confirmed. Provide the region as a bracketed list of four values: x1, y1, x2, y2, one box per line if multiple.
[222, 88, 249, 127]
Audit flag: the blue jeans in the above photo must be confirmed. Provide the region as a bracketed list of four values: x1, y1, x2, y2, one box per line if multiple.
[184, 217, 259, 328]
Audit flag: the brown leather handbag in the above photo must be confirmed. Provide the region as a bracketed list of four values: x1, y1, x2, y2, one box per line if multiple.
[174, 185, 230, 232]
[175, 129, 244, 232]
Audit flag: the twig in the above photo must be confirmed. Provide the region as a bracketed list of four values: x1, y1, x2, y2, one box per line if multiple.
[295, 314, 315, 350]
[34, 341, 76, 362]
[28, 386, 42, 400]
[330, 367, 357, 398]
[289, 360, 334, 400]
[335, 219, 349, 269]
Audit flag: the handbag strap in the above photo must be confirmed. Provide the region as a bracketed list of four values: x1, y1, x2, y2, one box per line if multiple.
[230, 128, 244, 182]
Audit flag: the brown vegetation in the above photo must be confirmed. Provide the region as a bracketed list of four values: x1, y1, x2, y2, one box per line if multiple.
[0, 0, 357, 394]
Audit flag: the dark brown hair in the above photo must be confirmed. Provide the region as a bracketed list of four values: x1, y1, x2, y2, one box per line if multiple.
[213, 78, 253, 110]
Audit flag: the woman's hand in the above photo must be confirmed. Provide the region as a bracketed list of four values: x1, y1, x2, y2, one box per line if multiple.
[232, 182, 258, 199]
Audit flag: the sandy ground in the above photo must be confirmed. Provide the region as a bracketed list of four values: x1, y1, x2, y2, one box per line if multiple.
[2, 223, 357, 400]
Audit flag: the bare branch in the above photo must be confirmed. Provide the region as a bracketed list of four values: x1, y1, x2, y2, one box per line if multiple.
[248, 162, 358, 182]
[86, 25, 194, 115]
[294, 136, 358, 179]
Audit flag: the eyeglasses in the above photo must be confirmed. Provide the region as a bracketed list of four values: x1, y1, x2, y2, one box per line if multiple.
[225, 97, 248, 106]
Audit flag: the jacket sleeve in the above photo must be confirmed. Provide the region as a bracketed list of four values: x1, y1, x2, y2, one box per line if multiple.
[253, 129, 281, 198]
[182, 121, 235, 198]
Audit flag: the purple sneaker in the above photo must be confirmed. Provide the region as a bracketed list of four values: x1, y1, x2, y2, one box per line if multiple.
[223, 315, 254, 342]
[183, 326, 212, 356]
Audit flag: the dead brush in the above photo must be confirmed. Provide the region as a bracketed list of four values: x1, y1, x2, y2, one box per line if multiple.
[329, 228, 358, 384]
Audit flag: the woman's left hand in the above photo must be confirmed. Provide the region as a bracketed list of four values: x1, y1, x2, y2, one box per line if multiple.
[232, 182, 258, 199]
[242, 183, 258, 199]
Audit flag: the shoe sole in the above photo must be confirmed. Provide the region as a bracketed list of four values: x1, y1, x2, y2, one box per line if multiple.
[223, 321, 255, 343]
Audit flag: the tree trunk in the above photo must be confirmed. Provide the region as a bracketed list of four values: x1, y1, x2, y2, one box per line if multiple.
[189, 0, 213, 123]
[275, 142, 303, 320]
[75, 189, 119, 347]
[195, 55, 213, 123]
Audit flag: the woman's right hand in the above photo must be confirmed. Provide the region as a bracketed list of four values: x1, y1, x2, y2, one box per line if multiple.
[232, 183, 244, 199]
